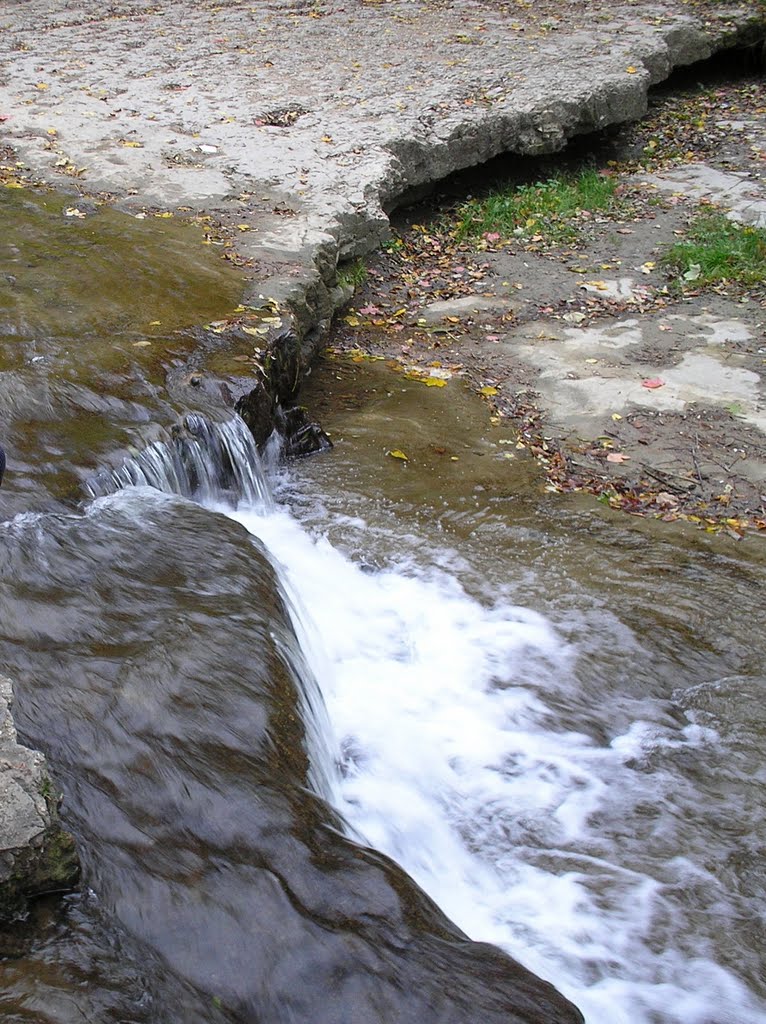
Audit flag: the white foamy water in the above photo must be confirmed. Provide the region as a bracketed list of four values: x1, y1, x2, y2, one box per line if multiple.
[227, 498, 766, 1024]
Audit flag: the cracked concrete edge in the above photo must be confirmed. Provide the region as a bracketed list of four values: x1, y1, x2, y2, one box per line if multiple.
[242, 12, 766, 367]
[3, 9, 764, 387]
[0, 674, 79, 920]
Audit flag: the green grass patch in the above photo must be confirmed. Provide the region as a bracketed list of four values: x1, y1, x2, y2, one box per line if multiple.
[662, 214, 766, 289]
[336, 258, 368, 290]
[452, 168, 622, 244]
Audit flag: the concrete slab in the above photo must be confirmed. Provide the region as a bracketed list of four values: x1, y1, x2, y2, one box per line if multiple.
[512, 311, 765, 435]
[641, 162, 766, 226]
[1, 0, 763, 356]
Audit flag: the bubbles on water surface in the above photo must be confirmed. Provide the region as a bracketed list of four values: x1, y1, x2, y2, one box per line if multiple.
[229, 494, 766, 1024]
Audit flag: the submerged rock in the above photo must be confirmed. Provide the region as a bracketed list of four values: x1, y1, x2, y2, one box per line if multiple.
[0, 675, 79, 921]
[0, 493, 582, 1023]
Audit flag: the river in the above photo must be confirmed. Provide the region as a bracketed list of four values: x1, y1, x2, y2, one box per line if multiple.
[1, 191, 765, 1024]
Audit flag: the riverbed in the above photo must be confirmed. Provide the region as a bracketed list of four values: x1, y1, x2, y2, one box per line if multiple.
[1, 189, 765, 1023]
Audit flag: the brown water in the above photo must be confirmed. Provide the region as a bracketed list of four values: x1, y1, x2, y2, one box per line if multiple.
[1, 198, 765, 1024]
[0, 187, 244, 512]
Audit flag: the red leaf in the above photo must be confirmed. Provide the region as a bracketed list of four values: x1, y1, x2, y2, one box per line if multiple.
[641, 378, 665, 389]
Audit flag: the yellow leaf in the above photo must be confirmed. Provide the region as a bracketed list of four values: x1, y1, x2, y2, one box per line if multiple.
[344, 315, 360, 327]
[387, 449, 409, 461]
[132, 340, 152, 347]
[425, 378, 447, 387]
[241, 324, 268, 336]
[611, 413, 622, 421]
[149, 320, 161, 326]
[154, 211, 173, 218]
[445, 316, 460, 323]
[120, 139, 144, 148]
[236, 223, 250, 231]
[479, 385, 498, 396]
[46, 127, 58, 136]
[626, 66, 637, 74]
[35, 82, 49, 90]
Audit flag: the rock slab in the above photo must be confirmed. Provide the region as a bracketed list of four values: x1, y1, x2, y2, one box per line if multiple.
[0, 674, 79, 920]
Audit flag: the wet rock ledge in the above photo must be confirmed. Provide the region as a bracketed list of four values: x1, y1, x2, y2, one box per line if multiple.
[0, 675, 79, 921]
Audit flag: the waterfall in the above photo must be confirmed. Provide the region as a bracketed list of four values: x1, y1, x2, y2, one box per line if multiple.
[85, 413, 272, 508]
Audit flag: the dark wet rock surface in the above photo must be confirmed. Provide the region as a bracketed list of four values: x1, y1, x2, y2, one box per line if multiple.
[0, 492, 582, 1024]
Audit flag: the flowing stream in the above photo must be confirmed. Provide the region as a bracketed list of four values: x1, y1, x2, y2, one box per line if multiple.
[1, 192, 765, 1024]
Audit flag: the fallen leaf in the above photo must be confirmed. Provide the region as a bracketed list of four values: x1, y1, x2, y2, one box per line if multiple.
[387, 449, 408, 461]
[63, 207, 86, 218]
[683, 263, 701, 282]
[606, 452, 630, 463]
[626, 65, 638, 74]
[358, 304, 381, 315]
[425, 377, 447, 387]
[479, 385, 498, 396]
[611, 413, 622, 421]
[655, 492, 679, 507]
[641, 377, 665, 389]
[639, 261, 655, 274]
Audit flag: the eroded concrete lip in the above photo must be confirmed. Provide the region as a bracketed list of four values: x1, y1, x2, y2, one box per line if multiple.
[0, 0, 763, 349]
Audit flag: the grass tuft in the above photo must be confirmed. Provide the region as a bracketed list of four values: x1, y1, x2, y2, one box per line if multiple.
[336, 258, 368, 290]
[661, 213, 766, 288]
[452, 168, 621, 244]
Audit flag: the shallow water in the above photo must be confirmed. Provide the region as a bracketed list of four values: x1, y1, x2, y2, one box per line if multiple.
[0, 187, 244, 511]
[241, 362, 766, 1024]
[1, 200, 765, 1023]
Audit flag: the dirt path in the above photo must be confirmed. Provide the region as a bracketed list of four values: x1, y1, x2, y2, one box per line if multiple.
[329, 71, 766, 536]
